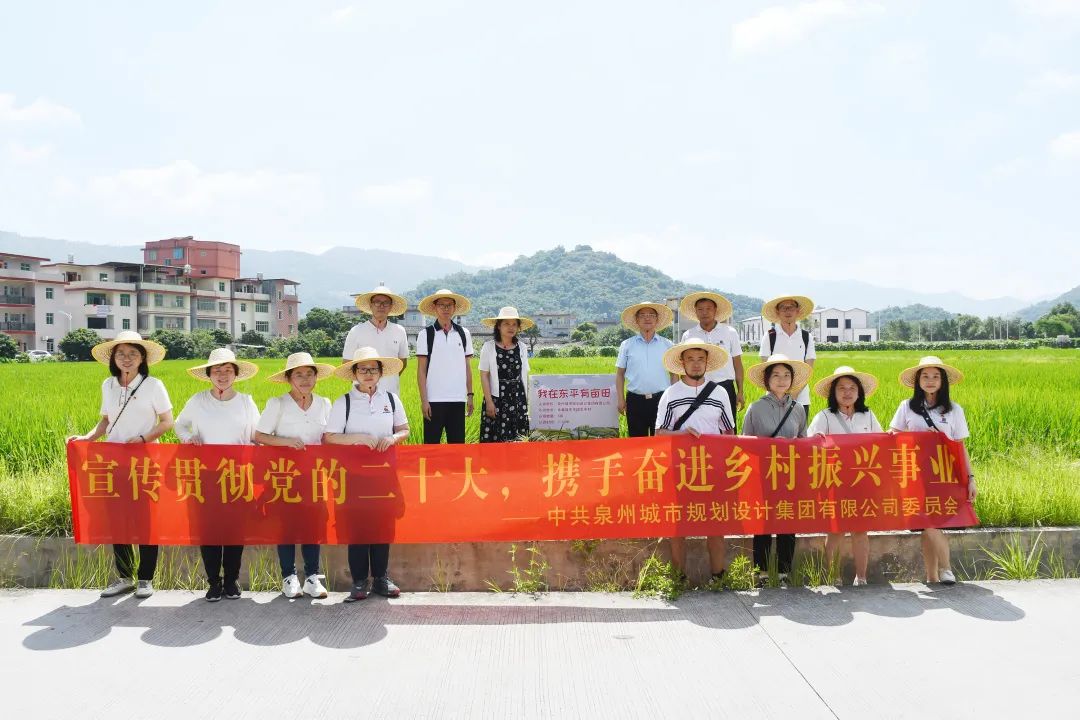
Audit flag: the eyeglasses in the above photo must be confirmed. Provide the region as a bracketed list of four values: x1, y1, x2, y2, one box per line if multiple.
[370, 299, 393, 307]
[354, 367, 381, 375]
[434, 301, 456, 309]
[777, 303, 799, 311]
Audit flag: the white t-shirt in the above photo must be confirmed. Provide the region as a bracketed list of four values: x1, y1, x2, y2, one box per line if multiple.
[758, 325, 816, 405]
[654, 380, 735, 435]
[681, 323, 743, 383]
[255, 393, 332, 445]
[99, 375, 172, 443]
[415, 323, 473, 403]
[808, 409, 883, 436]
[326, 386, 408, 436]
[342, 320, 410, 394]
[889, 400, 969, 441]
[174, 390, 261, 445]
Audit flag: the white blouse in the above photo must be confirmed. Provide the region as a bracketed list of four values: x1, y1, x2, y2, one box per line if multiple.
[255, 393, 331, 445]
[99, 375, 173, 443]
[326, 386, 408, 437]
[808, 409, 883, 436]
[174, 390, 261, 445]
[478, 340, 530, 398]
[889, 400, 969, 441]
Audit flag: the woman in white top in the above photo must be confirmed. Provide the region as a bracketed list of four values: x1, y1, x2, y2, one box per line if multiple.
[808, 366, 883, 586]
[888, 356, 975, 586]
[71, 331, 173, 599]
[324, 347, 410, 602]
[174, 348, 261, 602]
[253, 352, 334, 600]
[479, 306, 532, 443]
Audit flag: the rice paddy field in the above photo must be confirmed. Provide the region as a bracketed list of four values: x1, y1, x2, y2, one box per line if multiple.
[1, 349, 1078, 536]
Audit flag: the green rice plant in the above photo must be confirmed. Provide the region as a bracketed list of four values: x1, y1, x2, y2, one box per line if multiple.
[153, 546, 205, 590]
[245, 546, 282, 591]
[48, 544, 112, 589]
[983, 533, 1044, 581]
[791, 550, 841, 588]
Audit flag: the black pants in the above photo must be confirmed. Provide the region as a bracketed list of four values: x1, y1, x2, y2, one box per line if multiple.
[113, 544, 159, 582]
[200, 545, 244, 584]
[348, 544, 390, 583]
[718, 379, 738, 431]
[626, 392, 661, 437]
[753, 534, 796, 574]
[424, 401, 466, 444]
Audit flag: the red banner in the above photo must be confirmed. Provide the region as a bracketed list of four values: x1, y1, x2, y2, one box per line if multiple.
[67, 433, 976, 545]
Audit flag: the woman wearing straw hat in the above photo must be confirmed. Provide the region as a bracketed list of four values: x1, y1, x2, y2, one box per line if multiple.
[743, 353, 812, 584]
[808, 366, 883, 586]
[415, 288, 474, 444]
[253, 352, 335, 599]
[758, 295, 816, 419]
[174, 348, 261, 602]
[324, 347, 410, 601]
[656, 341, 735, 584]
[888, 356, 975, 586]
[680, 291, 745, 426]
[343, 284, 410, 395]
[615, 301, 676, 437]
[478, 306, 533, 443]
[71, 331, 173, 599]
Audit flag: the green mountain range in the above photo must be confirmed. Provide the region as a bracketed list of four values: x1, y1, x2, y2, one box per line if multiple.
[406, 245, 763, 322]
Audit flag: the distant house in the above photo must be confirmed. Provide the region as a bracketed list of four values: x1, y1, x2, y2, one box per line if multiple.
[739, 307, 878, 345]
[534, 310, 577, 338]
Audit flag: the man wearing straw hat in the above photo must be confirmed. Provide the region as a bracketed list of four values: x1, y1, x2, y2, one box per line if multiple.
[344, 284, 410, 395]
[655, 341, 735, 584]
[758, 294, 816, 419]
[680, 291, 745, 428]
[415, 288, 474, 444]
[615, 301, 676, 437]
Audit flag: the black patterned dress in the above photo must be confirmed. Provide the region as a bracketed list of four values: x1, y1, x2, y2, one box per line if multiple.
[480, 343, 529, 442]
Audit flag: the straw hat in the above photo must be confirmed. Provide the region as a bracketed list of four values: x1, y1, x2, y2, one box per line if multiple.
[747, 354, 813, 394]
[187, 348, 259, 382]
[352, 284, 408, 316]
[333, 346, 405, 382]
[481, 306, 535, 331]
[91, 330, 166, 366]
[662, 341, 729, 376]
[621, 302, 674, 332]
[813, 365, 879, 399]
[266, 352, 336, 384]
[418, 288, 472, 317]
[761, 295, 815, 324]
[899, 356, 964, 388]
[679, 292, 734, 323]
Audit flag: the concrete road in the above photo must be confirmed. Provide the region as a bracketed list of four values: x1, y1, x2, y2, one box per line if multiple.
[3, 581, 1078, 719]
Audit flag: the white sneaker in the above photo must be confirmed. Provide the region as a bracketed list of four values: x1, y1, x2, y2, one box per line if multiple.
[303, 574, 328, 599]
[134, 580, 154, 598]
[282, 574, 303, 598]
[100, 579, 135, 598]
[939, 569, 957, 586]
[852, 577, 867, 587]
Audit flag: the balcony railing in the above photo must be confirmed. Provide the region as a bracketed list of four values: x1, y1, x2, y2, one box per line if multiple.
[0, 321, 34, 331]
[0, 294, 34, 305]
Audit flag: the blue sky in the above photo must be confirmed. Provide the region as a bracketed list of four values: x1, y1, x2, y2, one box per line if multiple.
[1, 0, 1078, 301]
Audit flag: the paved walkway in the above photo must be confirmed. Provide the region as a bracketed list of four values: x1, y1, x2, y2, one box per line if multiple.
[4, 581, 1079, 719]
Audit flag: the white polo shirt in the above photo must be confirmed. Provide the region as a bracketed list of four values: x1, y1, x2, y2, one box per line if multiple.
[99, 375, 172, 443]
[808, 409, 883, 436]
[256, 393, 332, 445]
[174, 390, 261, 445]
[342, 320, 410, 394]
[655, 380, 735, 436]
[889, 401, 969, 441]
[326, 386, 408, 436]
[758, 325, 816, 405]
[681, 323, 743, 383]
[415, 322, 473, 403]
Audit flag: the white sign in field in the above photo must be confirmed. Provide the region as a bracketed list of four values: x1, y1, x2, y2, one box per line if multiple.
[529, 374, 619, 435]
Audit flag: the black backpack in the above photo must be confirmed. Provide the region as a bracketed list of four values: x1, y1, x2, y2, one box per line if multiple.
[344, 391, 396, 426]
[768, 326, 810, 359]
[423, 321, 467, 359]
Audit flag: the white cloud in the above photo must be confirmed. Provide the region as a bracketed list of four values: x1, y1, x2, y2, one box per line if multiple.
[0, 94, 81, 127]
[1020, 69, 1080, 102]
[1050, 130, 1080, 158]
[356, 177, 432, 207]
[1014, 0, 1080, 17]
[731, 0, 884, 56]
[6, 141, 54, 164]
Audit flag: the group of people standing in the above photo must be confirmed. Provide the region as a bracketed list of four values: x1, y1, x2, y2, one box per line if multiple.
[72, 284, 975, 601]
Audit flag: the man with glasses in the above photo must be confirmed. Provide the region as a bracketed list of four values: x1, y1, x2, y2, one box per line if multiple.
[615, 302, 676, 437]
[344, 284, 410, 394]
[759, 295, 816, 418]
[415, 289, 474, 444]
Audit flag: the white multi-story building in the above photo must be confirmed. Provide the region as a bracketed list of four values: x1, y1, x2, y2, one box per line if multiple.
[739, 307, 878, 345]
